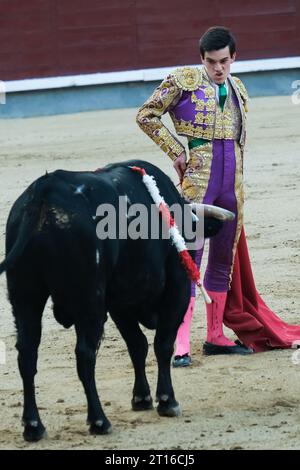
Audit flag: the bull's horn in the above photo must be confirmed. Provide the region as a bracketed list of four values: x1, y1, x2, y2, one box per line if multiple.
[190, 203, 235, 221]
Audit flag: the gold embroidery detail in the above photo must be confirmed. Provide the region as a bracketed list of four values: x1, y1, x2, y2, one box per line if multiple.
[173, 67, 202, 91]
[194, 111, 205, 123]
[194, 112, 214, 126]
[191, 92, 205, 111]
[171, 118, 214, 140]
[228, 142, 244, 288]
[204, 87, 215, 98]
[204, 113, 215, 126]
[171, 81, 243, 142]
[205, 99, 215, 111]
[232, 76, 249, 115]
[201, 127, 214, 139]
[154, 127, 184, 160]
[229, 76, 247, 146]
[136, 75, 185, 161]
[181, 142, 214, 203]
[213, 84, 242, 140]
[137, 69, 249, 161]
[232, 77, 249, 101]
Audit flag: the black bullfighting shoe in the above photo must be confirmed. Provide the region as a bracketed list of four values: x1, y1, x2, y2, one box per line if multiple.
[203, 341, 254, 356]
[172, 354, 192, 367]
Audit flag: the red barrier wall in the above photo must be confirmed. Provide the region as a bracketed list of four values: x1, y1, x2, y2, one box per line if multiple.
[1, 0, 299, 80]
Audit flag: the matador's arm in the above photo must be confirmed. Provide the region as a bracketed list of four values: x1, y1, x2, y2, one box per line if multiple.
[136, 75, 185, 161]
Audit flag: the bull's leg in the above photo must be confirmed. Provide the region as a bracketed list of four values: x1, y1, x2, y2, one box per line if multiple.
[154, 259, 190, 417]
[154, 325, 182, 417]
[14, 297, 47, 442]
[74, 317, 112, 435]
[110, 313, 153, 411]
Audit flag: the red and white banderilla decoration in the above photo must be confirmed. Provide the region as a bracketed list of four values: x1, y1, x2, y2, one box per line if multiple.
[130, 166, 212, 304]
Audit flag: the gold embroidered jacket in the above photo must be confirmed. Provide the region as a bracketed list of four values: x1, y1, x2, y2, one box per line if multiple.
[136, 66, 249, 161]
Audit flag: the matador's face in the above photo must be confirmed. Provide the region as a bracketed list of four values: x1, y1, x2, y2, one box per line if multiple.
[201, 46, 236, 85]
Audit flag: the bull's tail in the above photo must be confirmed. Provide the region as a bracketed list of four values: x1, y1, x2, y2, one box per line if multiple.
[0, 211, 38, 275]
[0, 174, 50, 276]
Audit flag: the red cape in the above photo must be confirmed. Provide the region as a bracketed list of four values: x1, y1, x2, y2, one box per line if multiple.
[224, 227, 300, 352]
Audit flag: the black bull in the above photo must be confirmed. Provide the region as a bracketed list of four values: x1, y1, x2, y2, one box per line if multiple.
[0, 160, 224, 441]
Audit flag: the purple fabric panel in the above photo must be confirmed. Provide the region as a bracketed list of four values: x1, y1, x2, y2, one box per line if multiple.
[232, 90, 239, 107]
[191, 139, 238, 295]
[171, 88, 209, 129]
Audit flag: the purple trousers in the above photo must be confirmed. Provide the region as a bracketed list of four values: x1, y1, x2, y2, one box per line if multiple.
[191, 139, 239, 294]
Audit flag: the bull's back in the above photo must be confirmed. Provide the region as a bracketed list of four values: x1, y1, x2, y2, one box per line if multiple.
[103, 160, 183, 209]
[3, 161, 186, 321]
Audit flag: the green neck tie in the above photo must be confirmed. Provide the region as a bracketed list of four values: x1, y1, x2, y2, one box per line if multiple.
[218, 82, 227, 111]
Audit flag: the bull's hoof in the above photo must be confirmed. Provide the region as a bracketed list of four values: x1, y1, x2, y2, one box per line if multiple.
[157, 399, 181, 417]
[131, 395, 153, 411]
[89, 419, 112, 435]
[23, 420, 47, 442]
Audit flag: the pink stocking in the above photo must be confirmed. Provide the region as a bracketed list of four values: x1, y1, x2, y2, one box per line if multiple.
[174, 297, 195, 356]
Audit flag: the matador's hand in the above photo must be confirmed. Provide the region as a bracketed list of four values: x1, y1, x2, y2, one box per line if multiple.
[173, 152, 187, 184]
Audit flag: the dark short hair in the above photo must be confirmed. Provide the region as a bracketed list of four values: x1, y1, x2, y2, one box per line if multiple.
[199, 26, 236, 58]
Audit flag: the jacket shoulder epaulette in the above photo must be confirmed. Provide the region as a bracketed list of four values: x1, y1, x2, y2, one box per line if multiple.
[172, 67, 202, 91]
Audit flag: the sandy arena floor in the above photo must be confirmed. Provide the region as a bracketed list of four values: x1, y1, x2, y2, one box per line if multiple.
[0, 96, 300, 449]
